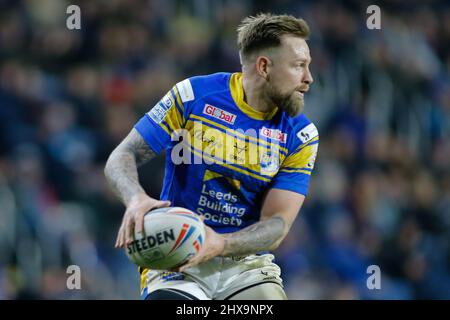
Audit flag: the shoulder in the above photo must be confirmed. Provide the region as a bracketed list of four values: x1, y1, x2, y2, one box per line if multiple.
[177, 72, 232, 103]
[285, 113, 319, 147]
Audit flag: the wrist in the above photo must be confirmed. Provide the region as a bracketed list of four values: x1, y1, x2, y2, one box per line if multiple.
[127, 192, 149, 207]
[218, 233, 231, 257]
[206, 228, 227, 257]
[218, 234, 227, 257]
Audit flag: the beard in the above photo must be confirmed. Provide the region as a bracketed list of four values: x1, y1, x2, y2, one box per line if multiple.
[266, 81, 304, 117]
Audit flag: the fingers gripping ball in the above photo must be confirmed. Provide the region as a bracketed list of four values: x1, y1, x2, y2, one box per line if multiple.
[125, 207, 205, 270]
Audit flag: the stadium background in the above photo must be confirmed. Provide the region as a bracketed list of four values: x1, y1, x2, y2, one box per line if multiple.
[0, 0, 449, 299]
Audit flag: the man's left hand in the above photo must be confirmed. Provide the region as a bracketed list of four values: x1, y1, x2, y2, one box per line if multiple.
[175, 225, 226, 272]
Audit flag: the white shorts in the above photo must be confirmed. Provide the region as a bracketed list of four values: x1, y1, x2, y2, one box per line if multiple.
[140, 254, 284, 300]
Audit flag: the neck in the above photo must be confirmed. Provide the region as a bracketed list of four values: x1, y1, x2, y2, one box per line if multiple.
[242, 72, 276, 113]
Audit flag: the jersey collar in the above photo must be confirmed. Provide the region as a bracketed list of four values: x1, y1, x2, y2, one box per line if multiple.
[229, 73, 279, 121]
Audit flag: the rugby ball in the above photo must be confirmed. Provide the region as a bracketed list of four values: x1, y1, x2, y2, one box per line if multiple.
[125, 207, 205, 270]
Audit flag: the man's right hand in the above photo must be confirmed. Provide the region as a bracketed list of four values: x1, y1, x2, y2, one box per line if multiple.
[115, 193, 171, 248]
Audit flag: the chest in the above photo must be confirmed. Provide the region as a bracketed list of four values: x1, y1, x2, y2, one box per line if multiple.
[181, 116, 289, 190]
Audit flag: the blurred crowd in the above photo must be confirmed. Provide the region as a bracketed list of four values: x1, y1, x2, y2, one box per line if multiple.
[0, 0, 449, 299]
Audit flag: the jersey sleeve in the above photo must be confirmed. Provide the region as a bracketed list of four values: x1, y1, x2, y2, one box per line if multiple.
[270, 123, 319, 196]
[134, 78, 195, 154]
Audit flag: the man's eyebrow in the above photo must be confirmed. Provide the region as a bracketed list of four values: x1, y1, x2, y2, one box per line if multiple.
[293, 57, 312, 63]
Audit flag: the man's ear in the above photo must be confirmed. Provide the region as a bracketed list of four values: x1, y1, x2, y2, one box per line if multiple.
[255, 56, 272, 80]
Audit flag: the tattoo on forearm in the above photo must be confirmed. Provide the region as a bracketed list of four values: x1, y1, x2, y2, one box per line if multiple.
[104, 129, 155, 206]
[127, 131, 156, 167]
[222, 216, 286, 256]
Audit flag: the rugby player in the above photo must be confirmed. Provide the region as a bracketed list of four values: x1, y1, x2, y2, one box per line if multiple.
[105, 13, 318, 300]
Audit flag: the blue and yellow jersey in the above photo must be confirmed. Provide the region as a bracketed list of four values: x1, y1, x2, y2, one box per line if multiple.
[135, 72, 319, 234]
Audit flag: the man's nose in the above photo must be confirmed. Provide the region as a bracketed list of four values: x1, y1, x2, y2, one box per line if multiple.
[303, 68, 313, 85]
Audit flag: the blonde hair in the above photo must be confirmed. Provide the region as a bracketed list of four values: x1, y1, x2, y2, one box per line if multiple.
[237, 13, 310, 62]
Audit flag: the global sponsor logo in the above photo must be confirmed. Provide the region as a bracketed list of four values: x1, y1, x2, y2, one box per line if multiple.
[260, 127, 287, 143]
[203, 104, 236, 124]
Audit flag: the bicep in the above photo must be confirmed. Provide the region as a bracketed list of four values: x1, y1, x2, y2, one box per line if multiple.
[260, 188, 305, 229]
[115, 128, 156, 166]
